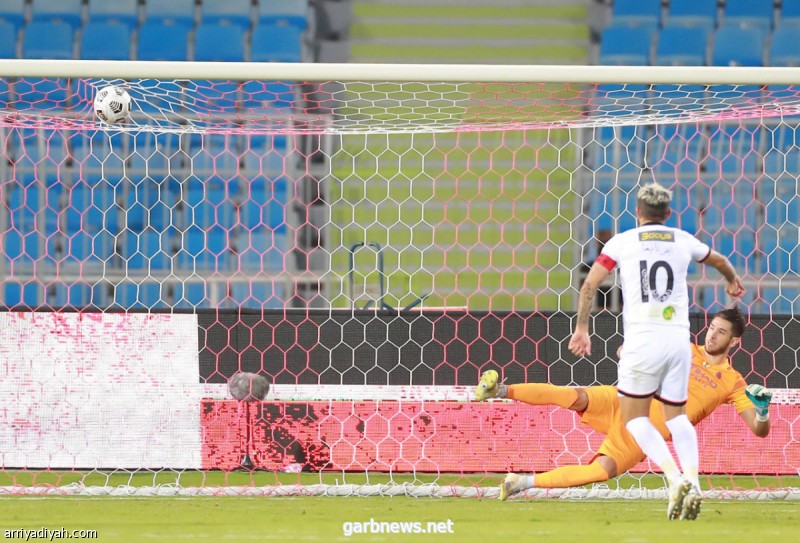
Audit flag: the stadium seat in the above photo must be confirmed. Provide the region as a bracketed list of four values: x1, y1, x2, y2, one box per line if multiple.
[761, 287, 796, 314]
[712, 25, 765, 66]
[235, 227, 287, 272]
[598, 25, 653, 65]
[88, 0, 139, 28]
[124, 179, 176, 232]
[0, 0, 24, 32]
[144, 0, 195, 27]
[3, 282, 41, 307]
[23, 21, 74, 59]
[80, 21, 131, 60]
[0, 19, 15, 58]
[723, 0, 774, 33]
[240, 177, 287, 230]
[173, 281, 210, 308]
[124, 227, 174, 270]
[177, 224, 234, 270]
[30, 0, 82, 28]
[194, 23, 245, 61]
[52, 283, 95, 307]
[258, 0, 309, 31]
[706, 124, 763, 173]
[137, 21, 189, 61]
[610, 0, 661, 28]
[769, 24, 800, 66]
[114, 281, 165, 309]
[251, 23, 303, 62]
[230, 281, 285, 309]
[202, 0, 252, 30]
[656, 25, 708, 66]
[666, 0, 716, 29]
[782, 0, 800, 26]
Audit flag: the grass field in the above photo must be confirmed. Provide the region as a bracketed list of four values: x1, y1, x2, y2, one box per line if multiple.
[1, 495, 797, 543]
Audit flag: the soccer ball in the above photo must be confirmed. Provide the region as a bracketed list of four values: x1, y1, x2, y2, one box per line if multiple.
[94, 85, 132, 124]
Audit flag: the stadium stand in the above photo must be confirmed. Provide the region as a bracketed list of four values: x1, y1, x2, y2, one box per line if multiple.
[666, 0, 717, 29]
[80, 21, 132, 60]
[30, 0, 82, 29]
[201, 0, 252, 30]
[87, 0, 139, 29]
[0, 0, 25, 32]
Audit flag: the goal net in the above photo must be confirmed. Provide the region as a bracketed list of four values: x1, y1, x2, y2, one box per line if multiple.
[0, 61, 798, 499]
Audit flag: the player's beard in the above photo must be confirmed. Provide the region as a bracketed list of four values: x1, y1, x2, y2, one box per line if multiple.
[704, 340, 732, 356]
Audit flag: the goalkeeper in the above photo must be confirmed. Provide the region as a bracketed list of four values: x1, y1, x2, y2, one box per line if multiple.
[475, 307, 772, 499]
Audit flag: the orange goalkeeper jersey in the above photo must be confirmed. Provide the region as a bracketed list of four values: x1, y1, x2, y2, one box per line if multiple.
[651, 344, 754, 431]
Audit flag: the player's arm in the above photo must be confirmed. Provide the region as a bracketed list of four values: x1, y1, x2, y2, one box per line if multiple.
[701, 250, 745, 299]
[569, 261, 611, 357]
[738, 384, 772, 438]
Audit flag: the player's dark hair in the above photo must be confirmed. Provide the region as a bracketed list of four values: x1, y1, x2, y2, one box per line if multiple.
[714, 306, 746, 338]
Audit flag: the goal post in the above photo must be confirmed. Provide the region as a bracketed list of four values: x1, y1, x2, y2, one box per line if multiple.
[0, 60, 798, 498]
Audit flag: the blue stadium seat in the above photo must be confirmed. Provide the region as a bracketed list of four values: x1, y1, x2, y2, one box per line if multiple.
[0, 20, 15, 59]
[202, 0, 252, 30]
[176, 224, 234, 270]
[667, 0, 716, 29]
[723, 0, 774, 33]
[137, 21, 189, 60]
[183, 177, 236, 228]
[782, 0, 800, 26]
[761, 287, 796, 315]
[114, 281, 164, 309]
[3, 282, 41, 307]
[80, 21, 131, 60]
[258, 0, 309, 31]
[230, 281, 285, 309]
[770, 24, 800, 66]
[174, 282, 209, 308]
[124, 227, 174, 270]
[251, 23, 302, 62]
[598, 25, 653, 65]
[144, 0, 195, 27]
[31, 0, 82, 28]
[13, 78, 70, 111]
[0, 0, 25, 32]
[235, 227, 287, 272]
[194, 23, 245, 61]
[656, 25, 708, 66]
[128, 131, 182, 173]
[712, 24, 765, 66]
[88, 0, 139, 28]
[124, 179, 176, 232]
[611, 0, 661, 28]
[705, 124, 763, 173]
[51, 283, 93, 307]
[23, 21, 73, 59]
[240, 177, 287, 230]
[241, 80, 296, 109]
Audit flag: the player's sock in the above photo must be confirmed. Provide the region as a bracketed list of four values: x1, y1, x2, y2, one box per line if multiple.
[665, 415, 700, 489]
[507, 384, 579, 409]
[625, 416, 682, 484]
[532, 462, 610, 488]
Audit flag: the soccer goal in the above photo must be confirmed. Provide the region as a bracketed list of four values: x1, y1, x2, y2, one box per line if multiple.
[0, 59, 798, 499]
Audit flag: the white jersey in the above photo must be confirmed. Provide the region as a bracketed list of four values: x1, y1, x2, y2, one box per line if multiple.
[597, 224, 710, 330]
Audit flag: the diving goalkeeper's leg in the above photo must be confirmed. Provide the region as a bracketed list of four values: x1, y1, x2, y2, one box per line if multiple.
[499, 457, 616, 500]
[475, 371, 584, 411]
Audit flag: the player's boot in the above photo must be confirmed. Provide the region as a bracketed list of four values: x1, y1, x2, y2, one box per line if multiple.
[680, 486, 702, 521]
[667, 478, 692, 520]
[499, 473, 526, 501]
[475, 370, 500, 401]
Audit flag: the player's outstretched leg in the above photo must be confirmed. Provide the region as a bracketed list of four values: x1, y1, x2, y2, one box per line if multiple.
[475, 370, 506, 401]
[680, 486, 702, 521]
[499, 473, 528, 501]
[667, 478, 692, 520]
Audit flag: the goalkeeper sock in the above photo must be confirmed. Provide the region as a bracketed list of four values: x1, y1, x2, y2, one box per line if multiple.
[507, 384, 579, 409]
[625, 416, 682, 485]
[665, 415, 700, 489]
[533, 462, 611, 489]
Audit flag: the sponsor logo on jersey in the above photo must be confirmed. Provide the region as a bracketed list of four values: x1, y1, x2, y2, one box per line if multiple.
[662, 306, 675, 320]
[639, 231, 675, 242]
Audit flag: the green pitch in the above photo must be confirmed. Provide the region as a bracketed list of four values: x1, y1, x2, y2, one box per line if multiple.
[1, 496, 797, 543]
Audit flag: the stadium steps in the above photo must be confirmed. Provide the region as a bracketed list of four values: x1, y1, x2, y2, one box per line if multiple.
[349, 0, 590, 65]
[330, 131, 577, 311]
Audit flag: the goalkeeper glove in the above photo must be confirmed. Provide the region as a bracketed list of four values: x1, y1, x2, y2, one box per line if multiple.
[745, 384, 773, 422]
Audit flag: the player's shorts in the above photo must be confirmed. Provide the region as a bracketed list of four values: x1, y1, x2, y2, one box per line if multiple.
[617, 325, 691, 404]
[581, 386, 646, 473]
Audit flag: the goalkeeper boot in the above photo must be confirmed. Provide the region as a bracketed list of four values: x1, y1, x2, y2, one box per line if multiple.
[667, 477, 692, 520]
[499, 473, 526, 501]
[680, 486, 702, 521]
[475, 370, 500, 401]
